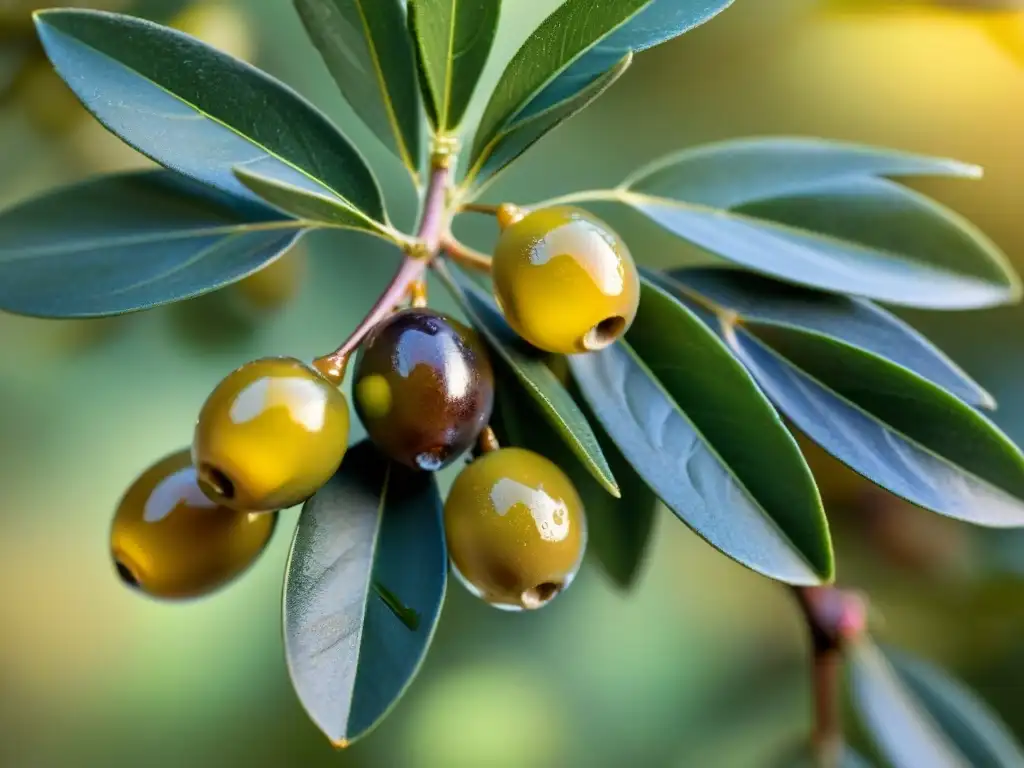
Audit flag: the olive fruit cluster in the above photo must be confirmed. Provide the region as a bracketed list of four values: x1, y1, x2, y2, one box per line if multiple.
[111, 205, 638, 610]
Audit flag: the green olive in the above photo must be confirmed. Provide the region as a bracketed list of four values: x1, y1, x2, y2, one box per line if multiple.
[192, 357, 350, 511]
[110, 448, 276, 600]
[492, 205, 640, 354]
[444, 447, 587, 610]
[354, 308, 494, 470]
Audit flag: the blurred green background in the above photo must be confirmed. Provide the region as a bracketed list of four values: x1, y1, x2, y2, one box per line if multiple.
[5, 0, 1024, 765]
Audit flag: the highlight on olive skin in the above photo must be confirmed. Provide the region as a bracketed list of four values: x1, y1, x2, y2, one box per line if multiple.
[353, 308, 495, 471]
[491, 205, 640, 355]
[444, 447, 587, 611]
[110, 448, 277, 600]
[192, 356, 350, 512]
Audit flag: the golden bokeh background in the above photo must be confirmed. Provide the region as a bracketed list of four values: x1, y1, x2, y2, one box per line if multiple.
[4, 1, 1024, 765]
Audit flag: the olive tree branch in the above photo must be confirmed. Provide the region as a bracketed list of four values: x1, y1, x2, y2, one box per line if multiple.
[793, 586, 868, 768]
[312, 163, 453, 384]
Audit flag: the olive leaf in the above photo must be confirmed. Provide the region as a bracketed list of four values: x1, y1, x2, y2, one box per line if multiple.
[849, 641, 1024, 768]
[552, 138, 1018, 309]
[702, 307, 1024, 528]
[295, 0, 424, 184]
[463, 52, 632, 197]
[666, 267, 993, 408]
[408, 0, 500, 132]
[284, 441, 447, 747]
[0, 170, 306, 318]
[434, 261, 619, 497]
[34, 9, 390, 236]
[470, 0, 733, 172]
[232, 166, 400, 240]
[569, 278, 833, 585]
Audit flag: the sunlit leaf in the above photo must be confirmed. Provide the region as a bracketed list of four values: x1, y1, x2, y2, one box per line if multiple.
[34, 9, 388, 231]
[409, 0, 500, 131]
[471, 0, 732, 170]
[464, 52, 632, 196]
[0, 170, 306, 318]
[434, 261, 619, 497]
[850, 641, 1024, 768]
[284, 441, 446, 747]
[714, 318, 1024, 527]
[666, 267, 993, 407]
[233, 166, 400, 240]
[561, 138, 1019, 308]
[569, 278, 832, 585]
[295, 0, 423, 183]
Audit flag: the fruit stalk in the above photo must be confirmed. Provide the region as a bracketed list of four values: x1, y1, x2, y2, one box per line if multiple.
[313, 163, 453, 383]
[793, 586, 868, 768]
[441, 236, 492, 271]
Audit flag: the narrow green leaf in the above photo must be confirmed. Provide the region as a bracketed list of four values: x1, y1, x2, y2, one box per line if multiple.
[764, 326, 1024, 518]
[624, 136, 983, 205]
[666, 267, 993, 407]
[491, 362, 657, 590]
[0, 170, 306, 318]
[464, 52, 632, 197]
[408, 0, 500, 131]
[34, 9, 388, 227]
[569, 278, 833, 585]
[719, 322, 1024, 527]
[284, 441, 447, 747]
[850, 641, 1024, 768]
[233, 166, 398, 240]
[887, 649, 1024, 768]
[615, 137, 1019, 308]
[470, 0, 731, 167]
[434, 261, 619, 497]
[295, 0, 423, 183]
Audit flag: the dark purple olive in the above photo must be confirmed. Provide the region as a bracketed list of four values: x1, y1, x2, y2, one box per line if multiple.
[353, 309, 494, 470]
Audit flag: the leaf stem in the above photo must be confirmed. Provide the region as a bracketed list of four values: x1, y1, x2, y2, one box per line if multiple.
[373, 580, 420, 631]
[458, 202, 501, 216]
[442, 236, 492, 272]
[793, 586, 869, 768]
[312, 163, 453, 384]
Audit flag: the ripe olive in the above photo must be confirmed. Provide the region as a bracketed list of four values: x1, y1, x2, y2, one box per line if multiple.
[444, 447, 587, 610]
[192, 357, 350, 511]
[353, 308, 494, 471]
[110, 449, 276, 600]
[492, 205, 640, 354]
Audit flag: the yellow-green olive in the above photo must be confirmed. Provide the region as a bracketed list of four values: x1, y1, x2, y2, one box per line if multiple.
[110, 448, 276, 600]
[192, 357, 350, 511]
[492, 205, 640, 354]
[444, 447, 587, 610]
[354, 309, 494, 470]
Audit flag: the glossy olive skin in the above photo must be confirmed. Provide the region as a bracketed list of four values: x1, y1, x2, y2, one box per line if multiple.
[193, 357, 350, 511]
[444, 448, 587, 610]
[111, 449, 276, 600]
[492, 206, 640, 354]
[354, 309, 494, 471]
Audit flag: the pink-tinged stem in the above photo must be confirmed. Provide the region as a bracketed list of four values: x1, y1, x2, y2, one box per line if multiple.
[793, 586, 868, 768]
[313, 165, 451, 384]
